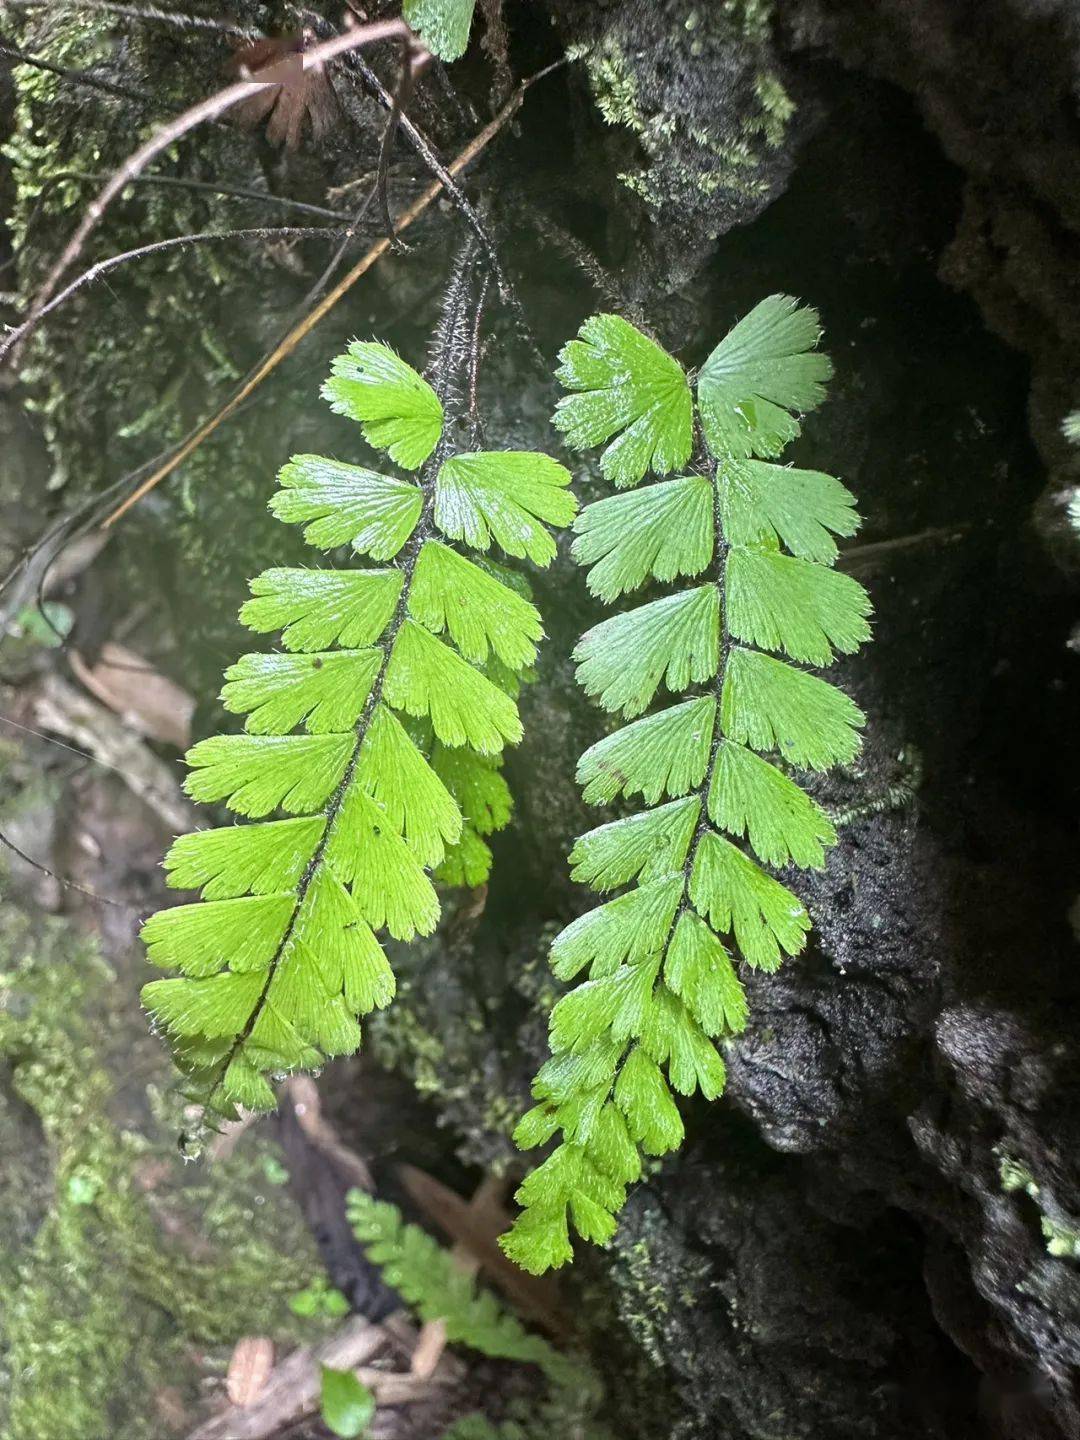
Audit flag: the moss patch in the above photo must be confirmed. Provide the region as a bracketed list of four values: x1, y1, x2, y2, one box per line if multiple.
[0, 904, 320, 1440]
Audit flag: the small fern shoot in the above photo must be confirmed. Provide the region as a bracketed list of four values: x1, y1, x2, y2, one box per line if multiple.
[347, 1191, 585, 1391]
[501, 296, 872, 1273]
[141, 340, 575, 1119]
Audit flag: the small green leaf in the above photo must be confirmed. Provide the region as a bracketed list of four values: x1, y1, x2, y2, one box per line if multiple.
[697, 294, 832, 459]
[409, 540, 543, 670]
[572, 473, 714, 601]
[718, 460, 859, 564]
[15, 600, 73, 648]
[66, 1171, 101, 1206]
[183, 733, 353, 817]
[549, 875, 683, 982]
[403, 0, 476, 61]
[554, 314, 693, 485]
[289, 1284, 321, 1316]
[613, 1044, 683, 1154]
[434, 451, 576, 567]
[569, 796, 700, 891]
[221, 649, 382, 736]
[272, 456, 422, 557]
[574, 585, 720, 718]
[163, 817, 324, 900]
[721, 646, 864, 770]
[320, 1366, 375, 1439]
[689, 830, 809, 972]
[354, 705, 462, 868]
[241, 567, 402, 652]
[576, 697, 716, 807]
[709, 739, 835, 868]
[664, 910, 748, 1035]
[384, 619, 522, 753]
[327, 782, 440, 941]
[431, 746, 511, 837]
[142, 893, 294, 977]
[323, 341, 443, 469]
[726, 545, 871, 664]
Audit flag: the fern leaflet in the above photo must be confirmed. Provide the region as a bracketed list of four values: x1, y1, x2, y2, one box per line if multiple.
[142, 340, 574, 1118]
[501, 295, 871, 1274]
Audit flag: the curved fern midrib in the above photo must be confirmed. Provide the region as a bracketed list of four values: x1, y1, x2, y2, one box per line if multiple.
[203, 433, 453, 1107]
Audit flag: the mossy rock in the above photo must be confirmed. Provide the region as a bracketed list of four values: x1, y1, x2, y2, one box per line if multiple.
[0, 903, 321, 1440]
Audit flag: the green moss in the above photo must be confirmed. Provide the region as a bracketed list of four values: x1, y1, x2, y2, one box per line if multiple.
[0, 904, 319, 1440]
[571, 0, 795, 221]
[586, 38, 647, 134]
[999, 1151, 1080, 1262]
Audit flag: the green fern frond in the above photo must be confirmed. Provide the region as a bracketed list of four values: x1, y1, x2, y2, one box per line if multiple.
[345, 1191, 583, 1391]
[142, 341, 574, 1119]
[501, 296, 871, 1274]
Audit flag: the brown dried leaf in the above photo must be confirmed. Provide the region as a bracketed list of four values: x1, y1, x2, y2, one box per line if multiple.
[226, 1336, 275, 1408]
[229, 31, 338, 151]
[69, 641, 195, 750]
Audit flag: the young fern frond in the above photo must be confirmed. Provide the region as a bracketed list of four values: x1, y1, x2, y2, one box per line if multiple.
[346, 1191, 585, 1392]
[501, 295, 872, 1274]
[142, 336, 575, 1119]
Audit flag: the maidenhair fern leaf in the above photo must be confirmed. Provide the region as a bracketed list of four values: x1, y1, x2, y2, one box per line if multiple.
[554, 313, 693, 486]
[571, 473, 714, 601]
[323, 341, 443, 470]
[272, 456, 423, 557]
[696, 294, 833, 459]
[434, 451, 577, 565]
[502, 295, 871, 1274]
[142, 340, 574, 1120]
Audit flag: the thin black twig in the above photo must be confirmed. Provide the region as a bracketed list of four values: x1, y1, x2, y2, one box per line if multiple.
[31, 169, 358, 223]
[0, 827, 137, 911]
[345, 48, 551, 367]
[376, 40, 428, 250]
[2, 224, 352, 353]
[4, 0, 260, 38]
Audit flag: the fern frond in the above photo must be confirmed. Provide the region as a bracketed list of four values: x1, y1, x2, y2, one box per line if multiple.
[502, 296, 871, 1274]
[346, 1191, 581, 1388]
[142, 341, 574, 1119]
